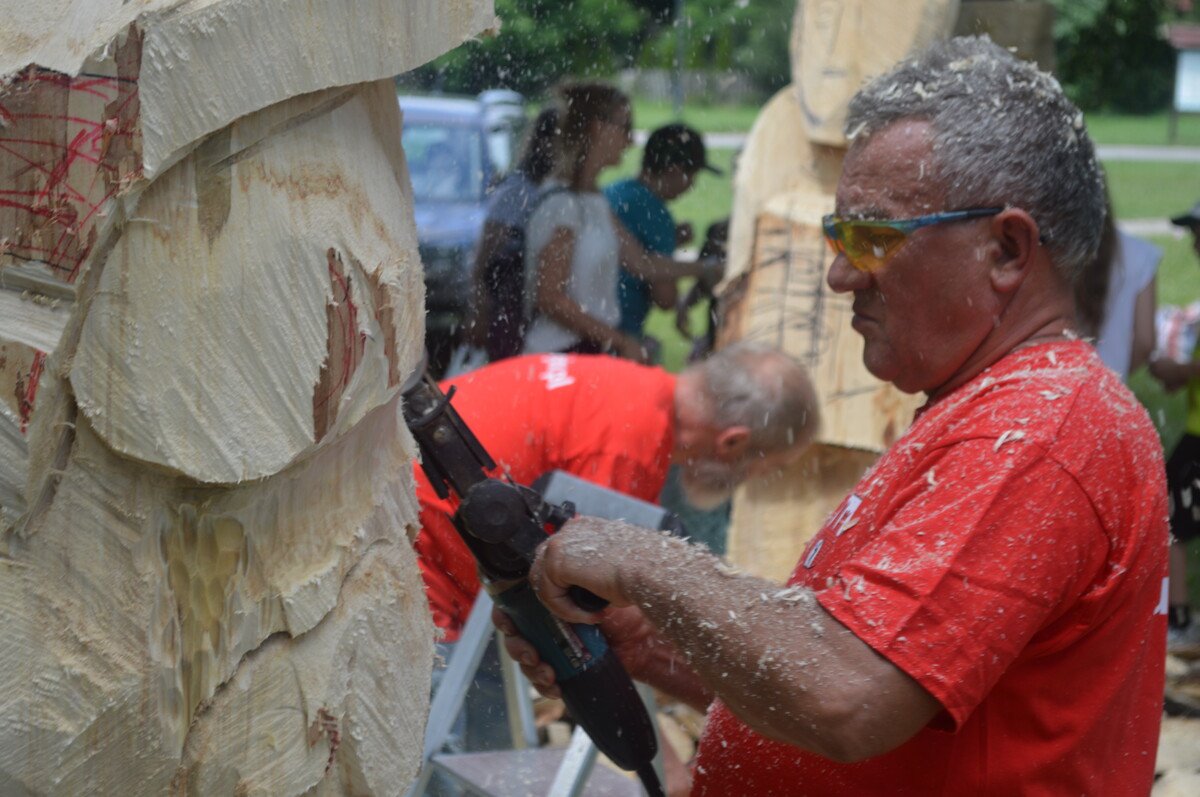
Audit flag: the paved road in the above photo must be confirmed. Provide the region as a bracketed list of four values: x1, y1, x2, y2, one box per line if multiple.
[1121, 219, 1182, 237]
[1096, 145, 1200, 162]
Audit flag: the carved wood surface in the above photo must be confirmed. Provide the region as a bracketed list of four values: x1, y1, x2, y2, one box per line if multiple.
[0, 2, 496, 792]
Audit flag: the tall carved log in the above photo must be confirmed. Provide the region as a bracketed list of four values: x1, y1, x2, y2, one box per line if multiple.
[0, 2, 495, 793]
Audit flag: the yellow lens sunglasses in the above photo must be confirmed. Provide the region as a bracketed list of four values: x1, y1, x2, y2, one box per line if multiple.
[822, 208, 1004, 272]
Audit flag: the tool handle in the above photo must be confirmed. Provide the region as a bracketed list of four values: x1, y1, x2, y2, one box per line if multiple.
[492, 581, 658, 773]
[568, 585, 609, 613]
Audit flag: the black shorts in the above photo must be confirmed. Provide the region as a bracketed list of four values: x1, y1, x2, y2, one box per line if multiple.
[1166, 433, 1200, 543]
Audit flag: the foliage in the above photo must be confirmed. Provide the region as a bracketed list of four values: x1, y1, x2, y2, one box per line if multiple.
[403, 0, 665, 96]
[1050, 0, 1176, 112]
[638, 0, 794, 95]
[401, 0, 793, 99]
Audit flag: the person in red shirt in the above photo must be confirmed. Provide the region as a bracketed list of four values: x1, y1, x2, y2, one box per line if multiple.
[501, 37, 1168, 795]
[416, 346, 821, 641]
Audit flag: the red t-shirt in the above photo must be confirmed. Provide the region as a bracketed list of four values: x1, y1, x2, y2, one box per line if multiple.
[693, 341, 1168, 795]
[414, 354, 677, 639]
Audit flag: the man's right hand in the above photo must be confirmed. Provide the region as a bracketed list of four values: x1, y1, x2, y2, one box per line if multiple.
[493, 604, 663, 700]
[493, 605, 562, 698]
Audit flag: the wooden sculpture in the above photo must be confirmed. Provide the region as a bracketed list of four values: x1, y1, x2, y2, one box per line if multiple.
[0, 2, 494, 793]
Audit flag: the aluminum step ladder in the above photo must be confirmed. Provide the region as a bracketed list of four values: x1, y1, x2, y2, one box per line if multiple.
[407, 591, 663, 797]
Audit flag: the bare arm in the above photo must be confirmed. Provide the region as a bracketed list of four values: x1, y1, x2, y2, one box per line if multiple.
[614, 220, 717, 282]
[534, 227, 646, 361]
[1129, 276, 1156, 373]
[1149, 356, 1200, 392]
[530, 519, 941, 763]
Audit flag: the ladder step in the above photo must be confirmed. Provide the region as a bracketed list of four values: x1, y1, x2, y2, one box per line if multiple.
[432, 748, 644, 797]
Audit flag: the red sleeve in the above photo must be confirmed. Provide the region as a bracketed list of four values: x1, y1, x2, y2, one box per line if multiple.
[816, 438, 1107, 728]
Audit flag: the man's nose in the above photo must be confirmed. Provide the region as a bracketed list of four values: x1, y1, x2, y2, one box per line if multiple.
[826, 252, 870, 294]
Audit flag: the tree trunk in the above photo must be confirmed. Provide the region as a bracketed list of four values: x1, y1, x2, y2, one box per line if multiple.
[0, 2, 496, 793]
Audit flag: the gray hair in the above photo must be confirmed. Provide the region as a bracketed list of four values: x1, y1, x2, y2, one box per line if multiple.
[845, 36, 1106, 284]
[692, 343, 820, 455]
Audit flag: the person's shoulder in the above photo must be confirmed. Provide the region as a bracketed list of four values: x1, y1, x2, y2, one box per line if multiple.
[932, 341, 1157, 456]
[1118, 231, 1163, 265]
[528, 185, 582, 223]
[602, 178, 640, 199]
[1117, 232, 1163, 284]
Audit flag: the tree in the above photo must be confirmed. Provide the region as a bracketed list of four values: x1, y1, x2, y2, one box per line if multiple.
[407, 0, 666, 95]
[402, 0, 795, 99]
[1051, 0, 1175, 112]
[639, 0, 794, 96]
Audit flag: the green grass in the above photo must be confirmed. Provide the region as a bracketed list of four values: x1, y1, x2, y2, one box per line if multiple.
[630, 98, 765, 134]
[1104, 161, 1200, 220]
[1085, 111, 1200, 147]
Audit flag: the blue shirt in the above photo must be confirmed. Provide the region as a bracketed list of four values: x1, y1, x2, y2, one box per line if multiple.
[603, 178, 677, 336]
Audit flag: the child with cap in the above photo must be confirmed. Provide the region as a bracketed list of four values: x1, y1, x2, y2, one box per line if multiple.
[603, 123, 724, 350]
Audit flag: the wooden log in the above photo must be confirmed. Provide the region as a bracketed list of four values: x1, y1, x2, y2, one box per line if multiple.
[0, 2, 495, 793]
[723, 87, 842, 287]
[726, 444, 878, 582]
[789, 0, 960, 146]
[953, 1, 1056, 73]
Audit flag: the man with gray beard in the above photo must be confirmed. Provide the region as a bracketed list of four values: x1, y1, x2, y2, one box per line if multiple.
[414, 345, 819, 640]
[503, 36, 1168, 794]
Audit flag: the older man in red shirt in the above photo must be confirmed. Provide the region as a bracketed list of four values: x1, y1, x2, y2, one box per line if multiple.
[504, 37, 1167, 795]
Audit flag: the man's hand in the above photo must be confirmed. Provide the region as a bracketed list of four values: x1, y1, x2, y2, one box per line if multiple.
[530, 517, 643, 624]
[496, 519, 642, 695]
[494, 603, 666, 701]
[493, 605, 563, 699]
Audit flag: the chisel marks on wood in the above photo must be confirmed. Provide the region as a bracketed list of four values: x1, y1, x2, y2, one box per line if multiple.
[193, 127, 231, 245]
[313, 248, 365, 442]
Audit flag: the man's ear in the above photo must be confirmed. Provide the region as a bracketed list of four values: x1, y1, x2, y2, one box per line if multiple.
[714, 426, 751, 461]
[988, 208, 1041, 293]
